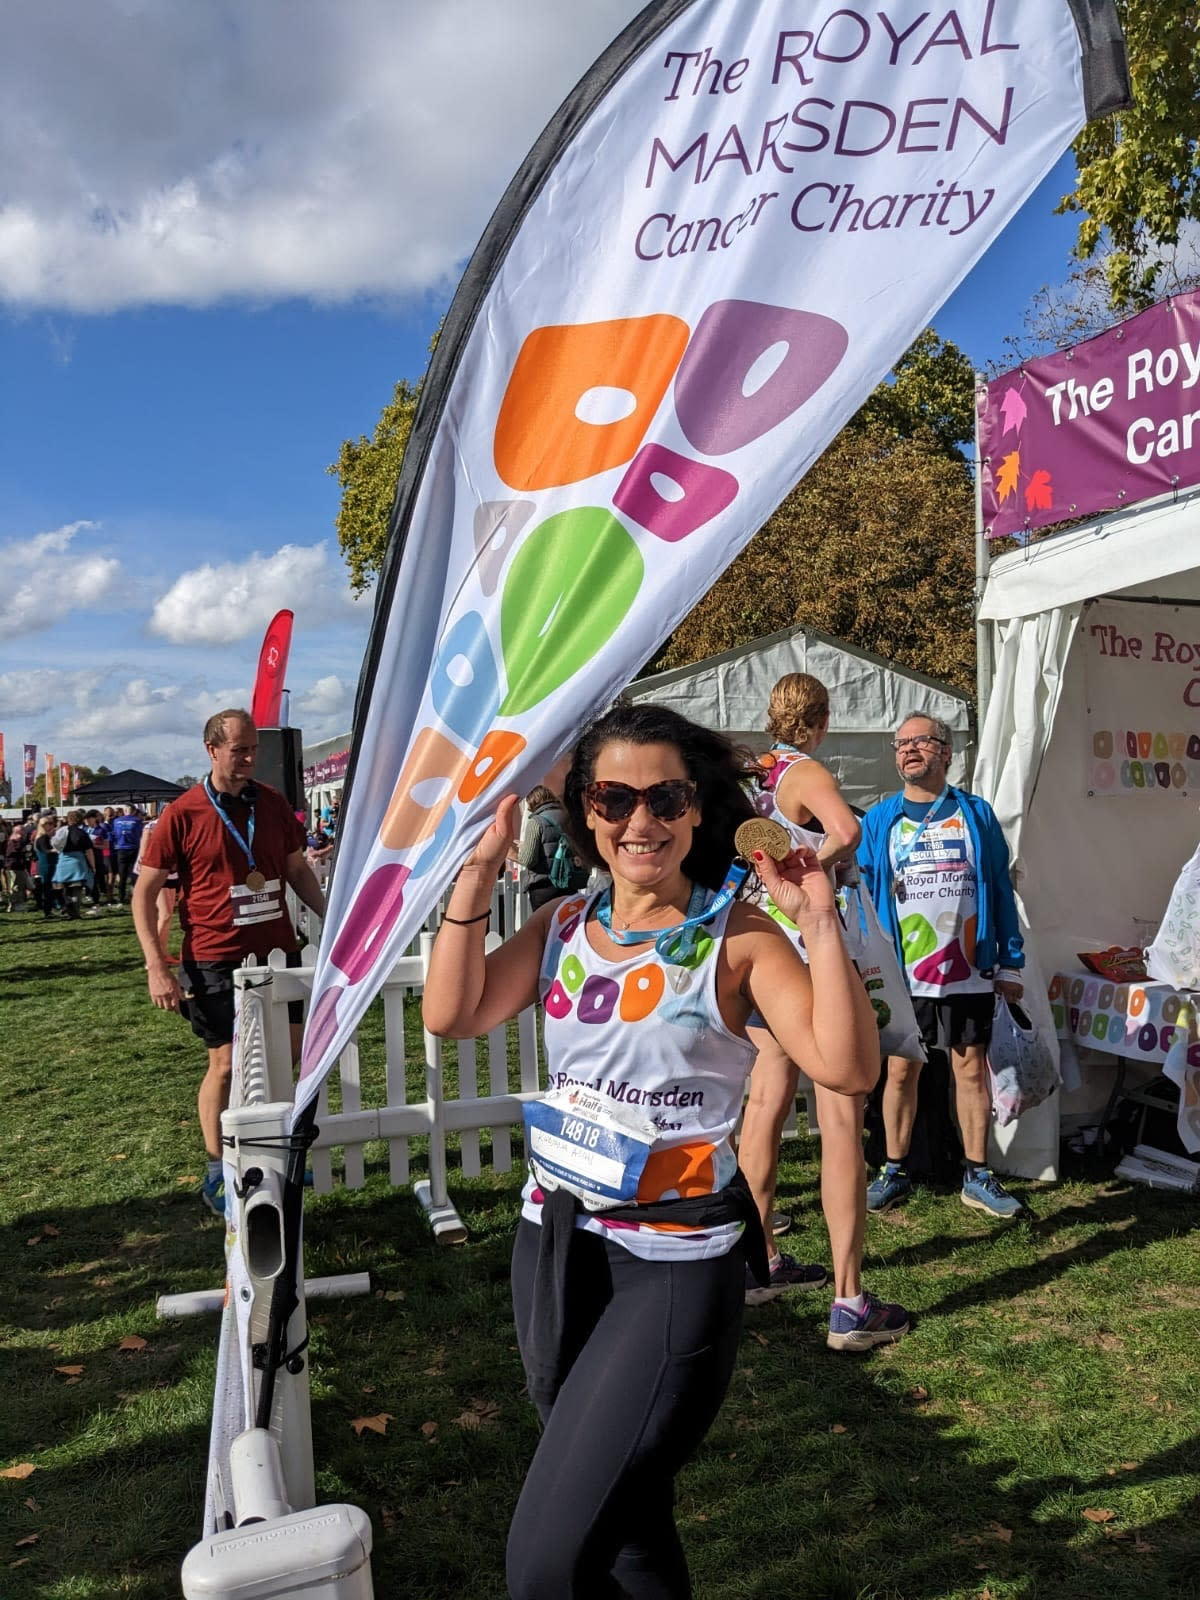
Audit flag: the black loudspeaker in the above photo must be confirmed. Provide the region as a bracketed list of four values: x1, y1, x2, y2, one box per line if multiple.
[256, 727, 304, 813]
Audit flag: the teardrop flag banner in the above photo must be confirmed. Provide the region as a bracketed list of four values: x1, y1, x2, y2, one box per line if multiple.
[45, 752, 55, 808]
[23, 744, 36, 801]
[294, 0, 1127, 1116]
[250, 609, 294, 729]
[60, 762, 72, 804]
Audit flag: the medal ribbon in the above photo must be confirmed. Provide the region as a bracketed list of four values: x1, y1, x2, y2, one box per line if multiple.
[596, 864, 748, 963]
[203, 776, 257, 875]
[889, 785, 950, 887]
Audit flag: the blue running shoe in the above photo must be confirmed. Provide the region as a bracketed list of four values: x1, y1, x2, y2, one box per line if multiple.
[745, 1252, 828, 1306]
[826, 1292, 910, 1352]
[866, 1165, 912, 1213]
[200, 1172, 226, 1219]
[961, 1168, 1025, 1218]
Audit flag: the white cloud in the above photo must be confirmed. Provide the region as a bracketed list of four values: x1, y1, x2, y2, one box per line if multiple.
[298, 674, 350, 719]
[0, 0, 644, 313]
[0, 522, 121, 637]
[149, 541, 367, 645]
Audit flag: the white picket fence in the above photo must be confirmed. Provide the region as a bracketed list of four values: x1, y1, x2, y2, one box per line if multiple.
[246, 870, 545, 1241]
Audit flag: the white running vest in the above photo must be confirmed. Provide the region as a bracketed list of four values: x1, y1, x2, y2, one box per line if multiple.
[521, 888, 757, 1262]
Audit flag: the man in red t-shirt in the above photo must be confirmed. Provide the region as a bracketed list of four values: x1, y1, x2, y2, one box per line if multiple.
[133, 708, 326, 1216]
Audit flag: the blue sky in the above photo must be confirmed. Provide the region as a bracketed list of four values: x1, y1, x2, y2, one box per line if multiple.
[0, 0, 1088, 786]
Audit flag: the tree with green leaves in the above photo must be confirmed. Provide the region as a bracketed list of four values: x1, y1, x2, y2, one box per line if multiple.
[328, 378, 422, 594]
[1064, 1, 1200, 309]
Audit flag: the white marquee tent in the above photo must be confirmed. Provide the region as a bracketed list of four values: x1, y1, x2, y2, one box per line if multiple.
[974, 481, 1200, 1175]
[627, 622, 976, 814]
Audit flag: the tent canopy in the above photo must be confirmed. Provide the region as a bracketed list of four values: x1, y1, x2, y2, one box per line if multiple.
[71, 768, 186, 805]
[974, 483, 1200, 1175]
[626, 622, 975, 814]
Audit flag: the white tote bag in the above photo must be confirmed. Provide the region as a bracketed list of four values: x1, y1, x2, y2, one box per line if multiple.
[840, 879, 926, 1062]
[1145, 839, 1200, 989]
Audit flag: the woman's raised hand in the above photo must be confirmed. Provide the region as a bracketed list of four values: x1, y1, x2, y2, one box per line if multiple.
[754, 844, 839, 927]
[463, 794, 522, 877]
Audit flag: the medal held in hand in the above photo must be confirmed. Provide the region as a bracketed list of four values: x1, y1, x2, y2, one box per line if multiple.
[734, 817, 791, 862]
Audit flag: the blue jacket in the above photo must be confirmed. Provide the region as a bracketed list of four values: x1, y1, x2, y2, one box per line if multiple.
[858, 786, 1024, 976]
[111, 813, 143, 851]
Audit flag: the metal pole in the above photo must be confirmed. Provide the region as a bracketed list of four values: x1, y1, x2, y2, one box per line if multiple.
[973, 369, 995, 733]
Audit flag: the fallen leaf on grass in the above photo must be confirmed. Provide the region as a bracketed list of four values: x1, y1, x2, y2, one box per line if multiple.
[117, 1335, 147, 1352]
[420, 1421, 438, 1438]
[987, 1523, 1013, 1543]
[1121, 1461, 1139, 1471]
[110, 1153, 128, 1161]
[453, 1399, 501, 1430]
[23, 1499, 37, 1512]
[41, 1224, 60, 1237]
[177, 1175, 199, 1185]
[54, 1365, 84, 1378]
[9, 1559, 29, 1569]
[1133, 1539, 1155, 1554]
[751, 1332, 769, 1347]
[383, 1290, 404, 1301]
[0, 1465, 36, 1480]
[1082, 1508, 1116, 1524]
[14, 1534, 38, 1548]
[908, 1385, 929, 1401]
[349, 1413, 394, 1437]
[361, 1385, 376, 1395]
[831, 1423, 847, 1434]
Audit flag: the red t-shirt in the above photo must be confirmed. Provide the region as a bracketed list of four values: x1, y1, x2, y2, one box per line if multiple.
[141, 781, 306, 962]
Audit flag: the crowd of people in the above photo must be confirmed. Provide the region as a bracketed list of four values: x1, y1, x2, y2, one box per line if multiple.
[0, 803, 162, 922]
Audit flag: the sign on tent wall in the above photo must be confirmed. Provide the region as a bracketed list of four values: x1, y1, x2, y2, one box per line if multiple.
[1085, 600, 1200, 798]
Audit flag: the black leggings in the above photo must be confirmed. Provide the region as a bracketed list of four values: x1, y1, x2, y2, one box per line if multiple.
[507, 1220, 744, 1600]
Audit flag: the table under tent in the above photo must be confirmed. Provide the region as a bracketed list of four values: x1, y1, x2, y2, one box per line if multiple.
[974, 482, 1200, 1179]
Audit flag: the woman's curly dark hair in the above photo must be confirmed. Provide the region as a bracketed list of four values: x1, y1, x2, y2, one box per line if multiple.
[562, 704, 759, 891]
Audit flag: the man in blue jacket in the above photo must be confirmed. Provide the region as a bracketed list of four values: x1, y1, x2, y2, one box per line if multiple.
[111, 805, 144, 906]
[858, 714, 1025, 1218]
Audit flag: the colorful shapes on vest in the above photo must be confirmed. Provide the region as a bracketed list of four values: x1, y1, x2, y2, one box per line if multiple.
[613, 444, 738, 542]
[498, 509, 644, 714]
[899, 913, 937, 964]
[493, 315, 690, 490]
[560, 954, 586, 993]
[674, 299, 847, 455]
[577, 974, 620, 1024]
[911, 938, 972, 987]
[544, 979, 573, 1019]
[637, 1141, 717, 1202]
[619, 962, 666, 1022]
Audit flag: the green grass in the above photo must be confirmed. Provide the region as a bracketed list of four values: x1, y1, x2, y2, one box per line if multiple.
[1, 909, 1198, 1598]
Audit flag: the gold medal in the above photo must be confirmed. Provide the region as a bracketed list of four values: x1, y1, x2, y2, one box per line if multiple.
[245, 869, 266, 892]
[734, 818, 791, 862]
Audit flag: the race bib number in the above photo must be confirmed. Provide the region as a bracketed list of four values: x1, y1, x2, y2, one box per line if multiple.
[524, 1086, 657, 1210]
[230, 879, 285, 927]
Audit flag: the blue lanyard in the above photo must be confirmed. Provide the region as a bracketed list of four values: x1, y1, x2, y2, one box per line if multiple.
[890, 786, 950, 876]
[595, 864, 748, 963]
[204, 777, 256, 872]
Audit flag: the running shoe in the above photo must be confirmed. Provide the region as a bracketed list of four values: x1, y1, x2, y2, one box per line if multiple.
[961, 1168, 1026, 1218]
[200, 1172, 226, 1219]
[770, 1210, 792, 1237]
[866, 1166, 913, 1212]
[745, 1252, 827, 1305]
[826, 1292, 910, 1352]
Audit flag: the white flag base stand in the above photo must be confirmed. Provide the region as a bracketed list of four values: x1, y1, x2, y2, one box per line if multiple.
[182, 1498, 373, 1598]
[156, 1273, 370, 1320]
[413, 1177, 468, 1244]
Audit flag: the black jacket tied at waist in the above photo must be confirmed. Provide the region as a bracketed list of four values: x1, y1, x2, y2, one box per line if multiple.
[520, 1168, 768, 1405]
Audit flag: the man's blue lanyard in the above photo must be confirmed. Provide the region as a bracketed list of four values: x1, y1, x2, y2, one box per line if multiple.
[203, 777, 256, 873]
[595, 863, 748, 963]
[890, 785, 950, 877]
